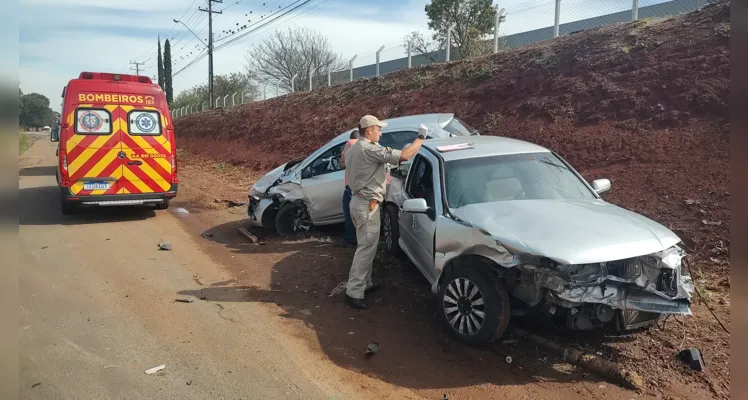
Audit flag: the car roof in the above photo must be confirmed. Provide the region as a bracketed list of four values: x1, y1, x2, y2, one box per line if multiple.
[380, 113, 455, 130]
[331, 113, 457, 142]
[421, 135, 550, 161]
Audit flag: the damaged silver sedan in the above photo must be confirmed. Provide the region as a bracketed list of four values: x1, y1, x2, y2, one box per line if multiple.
[247, 113, 479, 235]
[381, 136, 693, 345]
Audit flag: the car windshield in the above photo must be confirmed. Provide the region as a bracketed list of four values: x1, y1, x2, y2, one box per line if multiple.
[444, 152, 597, 208]
[443, 118, 479, 136]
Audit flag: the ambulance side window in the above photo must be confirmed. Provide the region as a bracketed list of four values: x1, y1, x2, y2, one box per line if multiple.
[74, 108, 112, 135]
[127, 110, 162, 136]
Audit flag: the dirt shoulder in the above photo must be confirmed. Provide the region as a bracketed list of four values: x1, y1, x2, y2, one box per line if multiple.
[170, 161, 730, 400]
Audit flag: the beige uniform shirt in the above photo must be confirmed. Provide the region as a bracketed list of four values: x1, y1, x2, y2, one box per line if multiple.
[346, 137, 402, 202]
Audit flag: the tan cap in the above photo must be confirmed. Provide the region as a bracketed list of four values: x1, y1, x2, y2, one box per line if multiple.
[359, 115, 387, 129]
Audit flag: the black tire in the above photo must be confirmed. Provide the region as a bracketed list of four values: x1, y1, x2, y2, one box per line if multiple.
[382, 204, 404, 257]
[275, 202, 311, 236]
[438, 267, 511, 346]
[155, 198, 170, 210]
[261, 206, 279, 231]
[60, 198, 76, 216]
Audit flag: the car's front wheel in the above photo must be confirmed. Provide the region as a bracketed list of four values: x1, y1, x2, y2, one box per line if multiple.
[438, 267, 510, 346]
[275, 202, 311, 236]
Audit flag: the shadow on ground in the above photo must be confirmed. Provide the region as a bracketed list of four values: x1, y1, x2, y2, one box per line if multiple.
[177, 218, 629, 392]
[19, 166, 58, 177]
[19, 185, 157, 226]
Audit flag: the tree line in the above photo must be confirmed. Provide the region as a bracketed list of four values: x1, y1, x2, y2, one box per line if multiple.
[18, 89, 59, 130]
[169, 0, 505, 110]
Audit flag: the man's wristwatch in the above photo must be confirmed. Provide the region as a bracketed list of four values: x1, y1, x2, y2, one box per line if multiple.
[417, 133, 426, 140]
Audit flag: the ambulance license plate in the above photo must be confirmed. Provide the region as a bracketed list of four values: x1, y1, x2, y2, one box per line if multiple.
[83, 181, 110, 191]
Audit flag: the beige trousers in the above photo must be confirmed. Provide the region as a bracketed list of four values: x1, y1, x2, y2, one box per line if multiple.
[345, 195, 380, 299]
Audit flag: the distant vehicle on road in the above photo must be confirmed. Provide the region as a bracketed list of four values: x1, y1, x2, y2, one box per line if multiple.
[381, 136, 694, 345]
[51, 72, 178, 215]
[246, 113, 479, 235]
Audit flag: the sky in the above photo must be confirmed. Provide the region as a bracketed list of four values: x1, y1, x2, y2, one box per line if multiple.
[19, 0, 669, 112]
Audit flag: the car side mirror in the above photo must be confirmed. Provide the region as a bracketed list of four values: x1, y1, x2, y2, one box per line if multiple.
[404, 198, 435, 220]
[592, 179, 611, 195]
[403, 198, 428, 213]
[50, 128, 59, 142]
[301, 167, 312, 179]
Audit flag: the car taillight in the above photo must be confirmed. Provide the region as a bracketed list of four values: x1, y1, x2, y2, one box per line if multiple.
[171, 149, 179, 184]
[60, 149, 70, 186]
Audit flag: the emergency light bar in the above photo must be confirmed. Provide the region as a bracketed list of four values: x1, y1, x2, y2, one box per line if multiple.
[437, 143, 475, 152]
[77, 72, 153, 84]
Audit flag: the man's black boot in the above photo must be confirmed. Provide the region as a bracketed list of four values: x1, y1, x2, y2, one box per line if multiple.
[345, 295, 370, 310]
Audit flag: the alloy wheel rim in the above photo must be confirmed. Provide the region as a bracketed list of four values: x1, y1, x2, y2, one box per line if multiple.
[443, 277, 485, 336]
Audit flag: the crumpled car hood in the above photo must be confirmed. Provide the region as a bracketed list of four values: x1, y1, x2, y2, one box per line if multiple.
[451, 199, 681, 265]
[249, 163, 289, 196]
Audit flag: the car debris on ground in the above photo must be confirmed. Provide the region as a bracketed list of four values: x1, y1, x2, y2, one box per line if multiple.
[365, 341, 381, 357]
[144, 364, 166, 375]
[237, 227, 259, 244]
[678, 348, 706, 371]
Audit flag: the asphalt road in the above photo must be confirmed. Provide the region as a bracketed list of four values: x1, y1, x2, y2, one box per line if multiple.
[18, 140, 352, 399]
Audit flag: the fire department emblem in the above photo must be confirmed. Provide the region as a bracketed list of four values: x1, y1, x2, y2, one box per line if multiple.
[135, 113, 157, 133]
[79, 111, 103, 131]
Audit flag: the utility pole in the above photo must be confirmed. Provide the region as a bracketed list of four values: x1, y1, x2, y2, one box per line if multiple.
[129, 60, 145, 75]
[199, 0, 222, 109]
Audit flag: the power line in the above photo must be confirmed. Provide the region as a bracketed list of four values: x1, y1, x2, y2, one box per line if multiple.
[173, 0, 307, 70]
[215, 0, 315, 51]
[213, 0, 286, 42]
[173, 0, 322, 80]
[131, 0, 202, 65]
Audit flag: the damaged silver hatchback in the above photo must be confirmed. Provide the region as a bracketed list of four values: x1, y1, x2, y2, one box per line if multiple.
[247, 113, 479, 235]
[381, 136, 694, 345]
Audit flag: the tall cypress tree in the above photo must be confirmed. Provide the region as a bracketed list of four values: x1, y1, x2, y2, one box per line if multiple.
[157, 36, 164, 89]
[164, 39, 173, 103]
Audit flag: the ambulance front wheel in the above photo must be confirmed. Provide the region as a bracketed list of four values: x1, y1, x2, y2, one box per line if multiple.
[155, 198, 170, 210]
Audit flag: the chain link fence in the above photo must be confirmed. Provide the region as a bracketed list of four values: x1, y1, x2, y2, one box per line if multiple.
[173, 0, 710, 119]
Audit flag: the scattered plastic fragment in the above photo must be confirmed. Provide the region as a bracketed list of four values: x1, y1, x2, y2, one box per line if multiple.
[145, 364, 166, 375]
[678, 348, 705, 371]
[365, 341, 381, 356]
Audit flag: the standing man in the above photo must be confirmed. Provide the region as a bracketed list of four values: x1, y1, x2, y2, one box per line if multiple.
[344, 115, 427, 309]
[338, 128, 360, 248]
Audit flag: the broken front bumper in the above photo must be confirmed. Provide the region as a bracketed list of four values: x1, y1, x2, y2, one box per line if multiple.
[519, 246, 694, 331]
[247, 196, 277, 228]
